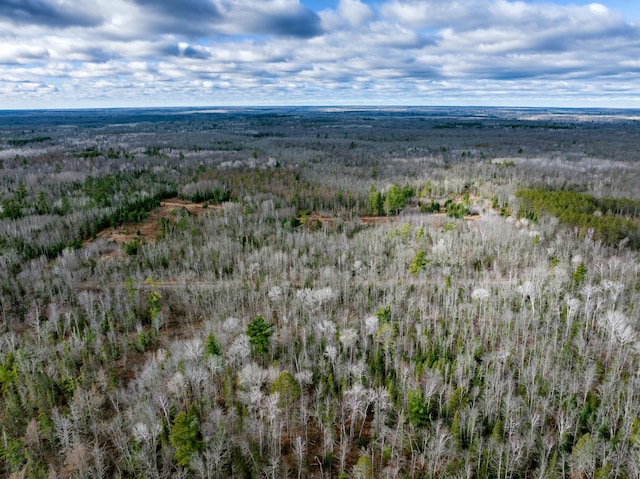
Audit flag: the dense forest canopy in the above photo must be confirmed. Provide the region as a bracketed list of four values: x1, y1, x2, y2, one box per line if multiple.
[516, 189, 640, 248]
[0, 107, 640, 478]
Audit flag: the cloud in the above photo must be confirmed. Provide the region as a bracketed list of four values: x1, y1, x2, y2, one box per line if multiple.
[381, 0, 635, 41]
[380, 0, 474, 29]
[183, 45, 211, 59]
[258, 7, 322, 37]
[0, 45, 50, 65]
[1, 0, 640, 108]
[133, 0, 220, 20]
[215, 0, 323, 38]
[0, 0, 103, 28]
[126, 0, 322, 38]
[337, 0, 375, 27]
[130, 0, 221, 36]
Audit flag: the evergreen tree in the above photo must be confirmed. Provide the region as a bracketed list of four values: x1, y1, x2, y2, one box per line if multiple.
[247, 315, 274, 356]
[170, 410, 203, 467]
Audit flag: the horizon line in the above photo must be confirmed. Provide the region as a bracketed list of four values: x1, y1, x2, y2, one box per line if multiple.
[3, 104, 640, 113]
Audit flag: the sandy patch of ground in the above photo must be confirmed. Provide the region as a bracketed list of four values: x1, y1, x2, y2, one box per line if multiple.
[95, 198, 217, 245]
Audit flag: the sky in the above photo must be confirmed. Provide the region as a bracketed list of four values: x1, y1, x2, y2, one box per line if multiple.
[1, 0, 640, 109]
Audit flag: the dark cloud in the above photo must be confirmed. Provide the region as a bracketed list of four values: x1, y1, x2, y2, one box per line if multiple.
[0, 0, 102, 27]
[131, 0, 221, 36]
[257, 7, 322, 38]
[156, 43, 210, 59]
[183, 45, 210, 59]
[114, 0, 322, 39]
[132, 0, 220, 22]
[157, 44, 182, 57]
[72, 46, 115, 63]
[401, 64, 443, 80]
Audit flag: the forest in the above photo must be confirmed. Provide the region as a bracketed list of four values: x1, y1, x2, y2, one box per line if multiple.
[1, 106, 640, 478]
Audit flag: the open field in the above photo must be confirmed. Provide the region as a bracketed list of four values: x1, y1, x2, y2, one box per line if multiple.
[1, 107, 640, 478]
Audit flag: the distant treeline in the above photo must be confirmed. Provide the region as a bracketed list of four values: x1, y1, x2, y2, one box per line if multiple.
[516, 188, 640, 248]
[7, 136, 51, 146]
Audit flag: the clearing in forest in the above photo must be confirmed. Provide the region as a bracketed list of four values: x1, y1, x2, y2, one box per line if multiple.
[92, 198, 215, 245]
